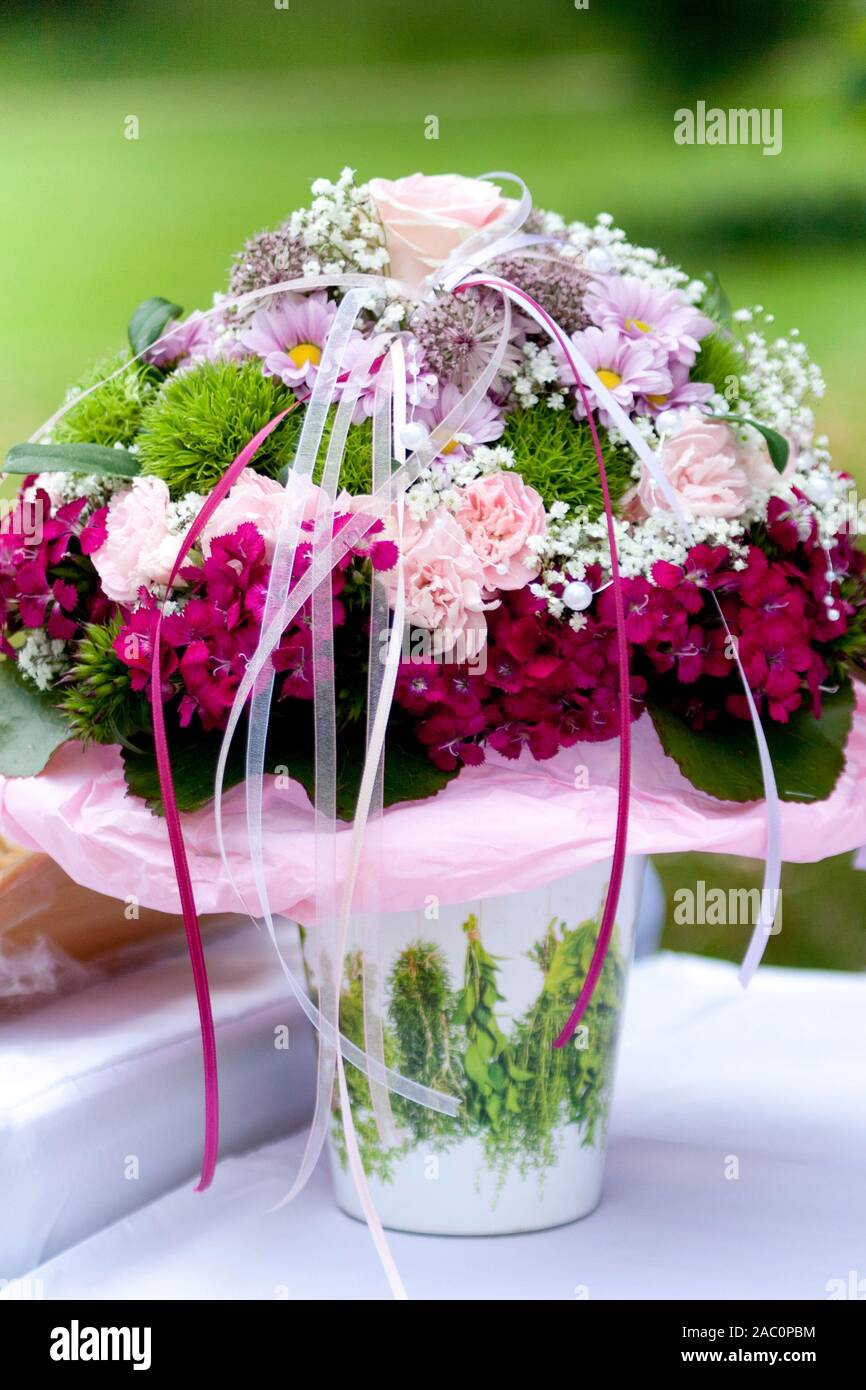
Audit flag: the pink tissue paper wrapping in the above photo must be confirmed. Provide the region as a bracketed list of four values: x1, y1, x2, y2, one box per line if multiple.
[2, 687, 865, 927]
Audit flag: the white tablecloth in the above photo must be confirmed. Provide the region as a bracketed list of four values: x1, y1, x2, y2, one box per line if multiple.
[10, 953, 866, 1301]
[0, 920, 314, 1277]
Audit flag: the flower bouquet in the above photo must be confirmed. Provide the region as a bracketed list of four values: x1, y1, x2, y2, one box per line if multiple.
[3, 171, 866, 1278]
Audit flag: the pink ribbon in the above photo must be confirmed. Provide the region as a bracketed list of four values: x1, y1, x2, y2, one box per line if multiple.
[149, 405, 297, 1191]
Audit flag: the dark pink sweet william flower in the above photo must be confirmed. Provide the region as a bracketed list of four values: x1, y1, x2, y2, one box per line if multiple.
[395, 663, 448, 712]
[79, 506, 109, 556]
[729, 615, 814, 722]
[416, 709, 487, 771]
[764, 493, 815, 553]
[113, 594, 184, 699]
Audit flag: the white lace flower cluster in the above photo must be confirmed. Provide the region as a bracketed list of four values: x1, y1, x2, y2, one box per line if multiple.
[287, 167, 389, 277]
[24, 470, 126, 512]
[17, 629, 70, 691]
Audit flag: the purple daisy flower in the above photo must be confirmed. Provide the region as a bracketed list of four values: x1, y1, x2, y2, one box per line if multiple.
[585, 275, 714, 367]
[646, 361, 715, 418]
[415, 383, 505, 459]
[241, 291, 341, 391]
[566, 326, 672, 426]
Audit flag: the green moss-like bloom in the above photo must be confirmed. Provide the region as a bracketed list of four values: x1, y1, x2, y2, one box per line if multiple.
[137, 359, 301, 497]
[691, 331, 746, 397]
[138, 358, 378, 499]
[312, 416, 374, 495]
[501, 407, 635, 516]
[53, 351, 157, 449]
[58, 617, 148, 746]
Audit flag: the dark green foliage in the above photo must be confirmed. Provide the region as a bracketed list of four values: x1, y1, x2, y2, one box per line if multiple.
[648, 679, 855, 805]
[52, 350, 157, 449]
[501, 407, 635, 516]
[128, 296, 183, 357]
[453, 914, 533, 1132]
[326, 910, 626, 1189]
[137, 359, 301, 496]
[388, 940, 462, 1143]
[331, 952, 406, 1183]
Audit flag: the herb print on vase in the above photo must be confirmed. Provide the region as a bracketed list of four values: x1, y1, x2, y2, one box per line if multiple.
[308, 857, 644, 1235]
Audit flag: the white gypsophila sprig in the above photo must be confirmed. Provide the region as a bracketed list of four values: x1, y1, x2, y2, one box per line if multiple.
[17, 630, 69, 692]
[564, 211, 697, 298]
[502, 341, 564, 409]
[404, 443, 518, 522]
[530, 505, 750, 616]
[167, 493, 206, 535]
[23, 471, 127, 512]
[288, 168, 389, 279]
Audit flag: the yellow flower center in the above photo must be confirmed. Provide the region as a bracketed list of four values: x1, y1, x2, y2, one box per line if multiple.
[596, 369, 622, 390]
[441, 438, 459, 455]
[287, 341, 322, 369]
[647, 393, 668, 407]
[625, 317, 651, 333]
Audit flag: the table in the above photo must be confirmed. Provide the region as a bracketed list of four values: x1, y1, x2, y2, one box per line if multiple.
[8, 953, 866, 1301]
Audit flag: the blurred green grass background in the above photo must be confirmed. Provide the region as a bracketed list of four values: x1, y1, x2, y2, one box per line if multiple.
[2, 0, 865, 966]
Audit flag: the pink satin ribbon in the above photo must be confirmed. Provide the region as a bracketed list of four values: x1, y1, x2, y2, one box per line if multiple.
[149, 405, 297, 1191]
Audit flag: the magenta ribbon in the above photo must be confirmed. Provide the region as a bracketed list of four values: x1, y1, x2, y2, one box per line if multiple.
[454, 277, 632, 1049]
[149, 406, 297, 1191]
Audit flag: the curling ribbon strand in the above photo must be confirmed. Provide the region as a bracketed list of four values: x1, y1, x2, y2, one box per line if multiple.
[149, 404, 297, 1190]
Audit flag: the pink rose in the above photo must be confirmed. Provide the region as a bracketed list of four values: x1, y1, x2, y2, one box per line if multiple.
[93, 476, 182, 604]
[202, 471, 340, 560]
[635, 410, 756, 519]
[392, 508, 494, 655]
[455, 471, 545, 590]
[368, 173, 510, 289]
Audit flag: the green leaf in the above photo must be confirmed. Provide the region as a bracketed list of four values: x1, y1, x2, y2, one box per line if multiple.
[120, 705, 459, 819]
[4, 442, 140, 479]
[648, 681, 855, 804]
[699, 271, 732, 328]
[475, 1029, 495, 1063]
[0, 661, 71, 776]
[128, 296, 183, 358]
[121, 722, 248, 815]
[488, 1061, 507, 1093]
[280, 713, 458, 822]
[718, 415, 789, 474]
[463, 1044, 489, 1089]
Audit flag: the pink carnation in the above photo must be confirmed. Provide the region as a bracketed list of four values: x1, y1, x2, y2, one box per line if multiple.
[92, 476, 182, 604]
[202, 469, 287, 560]
[455, 471, 545, 590]
[392, 508, 494, 656]
[632, 410, 767, 520]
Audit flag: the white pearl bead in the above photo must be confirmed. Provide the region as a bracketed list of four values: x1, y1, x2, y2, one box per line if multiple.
[655, 409, 683, 437]
[827, 608, 841, 622]
[562, 580, 594, 611]
[585, 248, 612, 273]
[401, 421, 430, 452]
